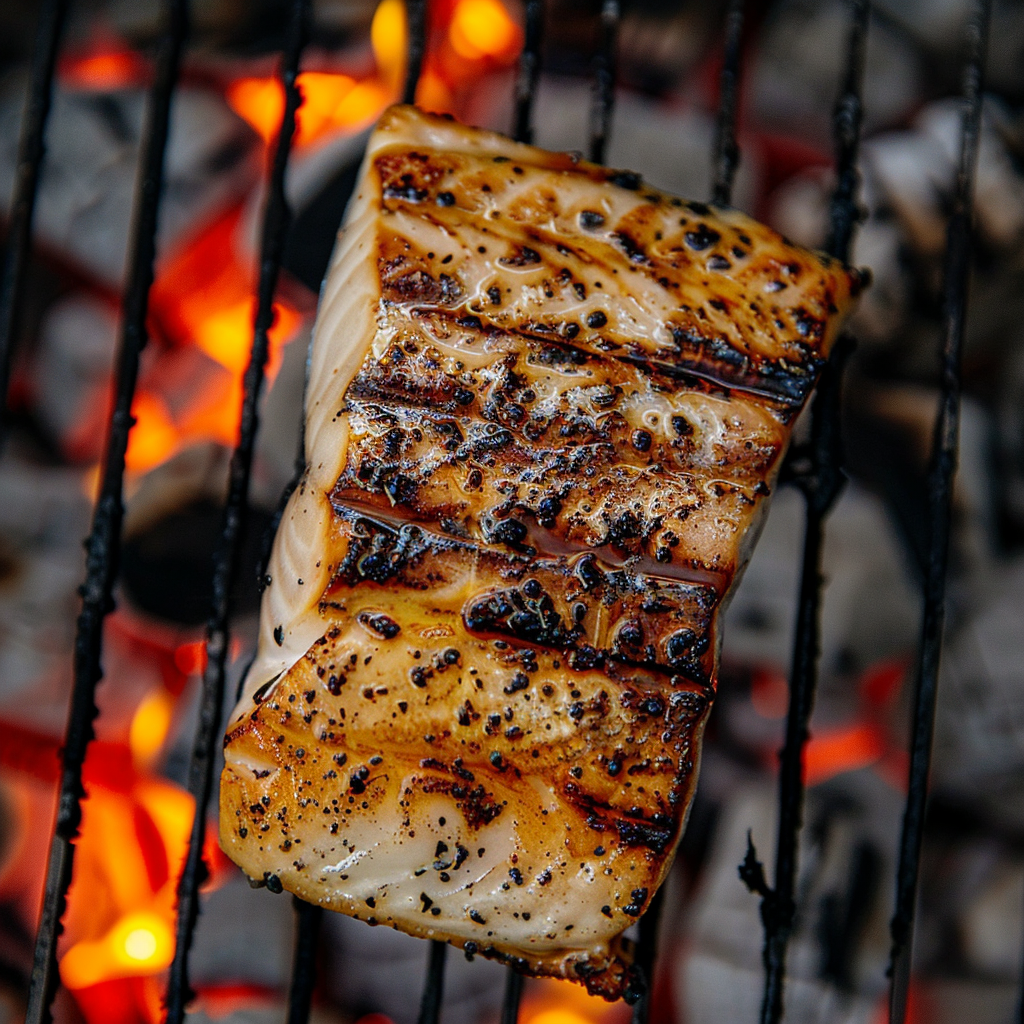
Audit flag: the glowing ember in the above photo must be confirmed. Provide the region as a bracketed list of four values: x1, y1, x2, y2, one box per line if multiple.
[519, 979, 628, 1024]
[803, 723, 887, 786]
[60, 911, 175, 988]
[60, 45, 149, 91]
[448, 0, 521, 60]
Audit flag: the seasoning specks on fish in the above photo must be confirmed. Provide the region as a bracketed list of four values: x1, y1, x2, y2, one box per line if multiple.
[219, 105, 864, 1000]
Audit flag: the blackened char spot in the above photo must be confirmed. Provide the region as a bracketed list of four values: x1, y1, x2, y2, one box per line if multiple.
[383, 184, 427, 202]
[613, 232, 651, 265]
[419, 774, 504, 828]
[357, 612, 401, 639]
[607, 170, 642, 190]
[499, 246, 542, 267]
[488, 518, 528, 548]
[684, 224, 721, 251]
[563, 784, 674, 852]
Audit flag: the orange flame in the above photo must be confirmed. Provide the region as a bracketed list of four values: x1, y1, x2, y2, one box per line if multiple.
[227, 69, 392, 150]
[372, 0, 408, 93]
[128, 205, 304, 475]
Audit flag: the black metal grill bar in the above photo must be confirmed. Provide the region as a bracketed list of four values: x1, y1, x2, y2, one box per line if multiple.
[0, 0, 69, 438]
[629, 885, 665, 1024]
[710, 0, 745, 206]
[513, 0, 544, 143]
[887, 2, 991, 1021]
[418, 940, 449, 1024]
[403, 0, 428, 105]
[588, 0, 619, 165]
[501, 967, 524, 1024]
[287, 899, 323, 1024]
[23, 3, 191, 1023]
[163, 1, 310, 1019]
[752, 3, 868, 1023]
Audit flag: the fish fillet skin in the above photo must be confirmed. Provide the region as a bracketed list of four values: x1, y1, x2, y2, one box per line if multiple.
[219, 105, 863, 999]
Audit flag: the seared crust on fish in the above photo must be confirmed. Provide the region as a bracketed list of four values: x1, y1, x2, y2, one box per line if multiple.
[219, 105, 863, 999]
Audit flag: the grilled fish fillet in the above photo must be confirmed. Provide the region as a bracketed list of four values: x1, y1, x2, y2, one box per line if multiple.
[219, 105, 863, 999]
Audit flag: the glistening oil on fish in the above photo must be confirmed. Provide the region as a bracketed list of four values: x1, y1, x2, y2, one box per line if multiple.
[218, 105, 865, 1000]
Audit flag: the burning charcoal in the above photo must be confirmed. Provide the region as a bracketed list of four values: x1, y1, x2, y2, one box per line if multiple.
[675, 779, 899, 1024]
[0, 81, 257, 288]
[917, 97, 1024, 250]
[995, 345, 1024, 539]
[864, 130, 955, 257]
[0, 462, 91, 707]
[724, 484, 919, 689]
[187, 874, 296, 992]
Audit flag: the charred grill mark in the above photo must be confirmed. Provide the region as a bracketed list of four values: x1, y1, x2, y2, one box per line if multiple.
[381, 256, 464, 306]
[562, 781, 676, 853]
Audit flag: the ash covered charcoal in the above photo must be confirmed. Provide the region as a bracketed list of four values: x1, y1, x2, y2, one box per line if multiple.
[749, 0, 922, 149]
[933, 556, 1024, 832]
[0, 80, 258, 288]
[674, 779, 901, 1024]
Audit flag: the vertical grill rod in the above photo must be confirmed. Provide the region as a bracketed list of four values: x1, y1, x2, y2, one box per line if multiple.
[588, 0, 620, 165]
[403, 0, 428, 105]
[287, 899, 324, 1024]
[0, 0, 69, 436]
[163, 0, 310, 1019]
[513, 0, 544, 143]
[23, 3, 191, 1023]
[754, 3, 868, 1023]
[418, 941, 448, 1024]
[887, 2, 991, 1020]
[630, 886, 665, 1024]
[501, 969, 524, 1024]
[710, 0, 745, 206]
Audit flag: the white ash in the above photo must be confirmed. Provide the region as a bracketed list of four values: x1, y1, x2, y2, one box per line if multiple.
[934, 556, 1024, 832]
[674, 776, 903, 1024]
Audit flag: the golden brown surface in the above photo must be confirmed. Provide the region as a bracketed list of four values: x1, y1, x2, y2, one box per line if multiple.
[219, 105, 862, 1000]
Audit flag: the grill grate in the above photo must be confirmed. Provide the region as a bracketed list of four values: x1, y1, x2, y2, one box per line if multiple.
[0, 0, 1003, 1022]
